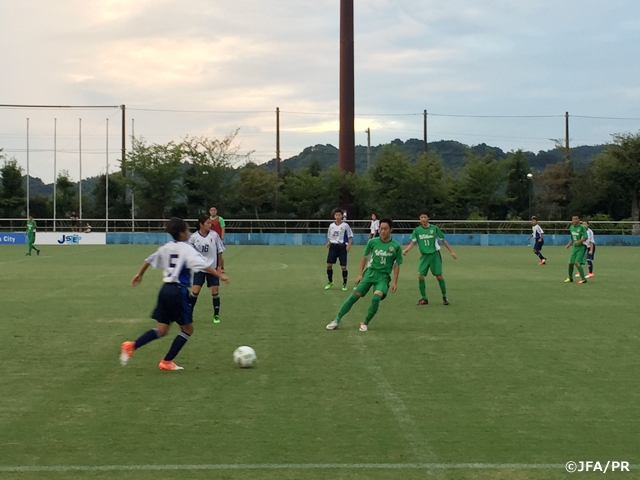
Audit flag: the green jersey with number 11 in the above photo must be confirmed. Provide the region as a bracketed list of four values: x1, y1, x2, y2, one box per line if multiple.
[410, 224, 445, 255]
[363, 237, 403, 276]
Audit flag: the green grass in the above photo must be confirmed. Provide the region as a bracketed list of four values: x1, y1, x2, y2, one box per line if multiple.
[0, 244, 639, 480]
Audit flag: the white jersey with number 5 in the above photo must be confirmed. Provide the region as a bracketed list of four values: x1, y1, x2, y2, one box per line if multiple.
[189, 231, 225, 270]
[145, 241, 212, 286]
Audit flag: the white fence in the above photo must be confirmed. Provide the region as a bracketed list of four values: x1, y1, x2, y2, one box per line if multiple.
[1, 218, 638, 235]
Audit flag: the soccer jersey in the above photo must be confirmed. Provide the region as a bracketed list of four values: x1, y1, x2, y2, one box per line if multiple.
[410, 224, 444, 254]
[532, 224, 544, 241]
[585, 228, 595, 248]
[363, 237, 403, 275]
[145, 241, 213, 287]
[327, 222, 353, 245]
[370, 219, 380, 235]
[189, 231, 225, 270]
[209, 216, 226, 238]
[26, 220, 36, 234]
[569, 224, 588, 247]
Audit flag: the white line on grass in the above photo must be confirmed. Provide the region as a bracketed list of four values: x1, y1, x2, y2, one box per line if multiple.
[0, 463, 573, 473]
[354, 335, 446, 480]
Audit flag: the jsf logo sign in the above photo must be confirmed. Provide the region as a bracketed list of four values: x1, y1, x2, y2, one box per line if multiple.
[58, 234, 82, 244]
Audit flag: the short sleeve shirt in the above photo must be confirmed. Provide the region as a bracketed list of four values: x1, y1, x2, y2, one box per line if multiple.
[410, 224, 445, 255]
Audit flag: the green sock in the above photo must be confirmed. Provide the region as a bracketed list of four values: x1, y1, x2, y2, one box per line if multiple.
[568, 264, 574, 278]
[438, 278, 447, 297]
[335, 294, 359, 323]
[418, 279, 426, 300]
[365, 295, 382, 324]
[577, 265, 586, 280]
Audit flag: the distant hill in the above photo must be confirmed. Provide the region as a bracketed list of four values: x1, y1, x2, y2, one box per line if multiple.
[11, 140, 605, 193]
[263, 139, 605, 174]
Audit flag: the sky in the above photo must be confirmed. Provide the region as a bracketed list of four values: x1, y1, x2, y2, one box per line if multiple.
[1, 0, 640, 182]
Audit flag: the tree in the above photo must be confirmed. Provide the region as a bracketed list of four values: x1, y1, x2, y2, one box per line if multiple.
[123, 139, 183, 218]
[599, 132, 640, 227]
[181, 132, 250, 216]
[537, 161, 576, 220]
[281, 168, 325, 218]
[504, 150, 531, 218]
[367, 145, 413, 218]
[55, 170, 76, 218]
[236, 163, 281, 218]
[0, 157, 25, 217]
[90, 172, 130, 219]
[460, 153, 507, 219]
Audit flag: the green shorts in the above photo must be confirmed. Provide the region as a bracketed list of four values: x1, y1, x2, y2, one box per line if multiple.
[569, 245, 588, 265]
[353, 271, 390, 299]
[418, 252, 442, 276]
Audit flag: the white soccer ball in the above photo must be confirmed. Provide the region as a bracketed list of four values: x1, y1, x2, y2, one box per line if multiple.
[233, 346, 257, 368]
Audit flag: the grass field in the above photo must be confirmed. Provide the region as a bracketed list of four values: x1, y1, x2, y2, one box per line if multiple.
[1, 244, 639, 480]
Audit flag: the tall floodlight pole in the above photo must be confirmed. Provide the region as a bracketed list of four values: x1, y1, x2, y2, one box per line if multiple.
[79, 118, 83, 221]
[106, 119, 109, 233]
[338, 0, 355, 175]
[26, 118, 30, 217]
[53, 118, 57, 232]
[131, 118, 135, 232]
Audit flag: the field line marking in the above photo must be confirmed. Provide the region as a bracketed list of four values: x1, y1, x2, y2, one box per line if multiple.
[0, 246, 105, 266]
[0, 463, 577, 472]
[354, 335, 446, 480]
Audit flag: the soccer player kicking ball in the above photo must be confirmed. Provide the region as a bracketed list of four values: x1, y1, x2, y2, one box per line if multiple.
[403, 211, 456, 305]
[189, 215, 226, 324]
[326, 218, 402, 332]
[564, 214, 588, 284]
[120, 218, 229, 371]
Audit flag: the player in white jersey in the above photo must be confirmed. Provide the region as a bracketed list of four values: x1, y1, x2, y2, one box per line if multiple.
[120, 218, 229, 371]
[369, 213, 380, 239]
[526, 216, 546, 265]
[325, 208, 354, 291]
[189, 215, 226, 323]
[576, 220, 595, 278]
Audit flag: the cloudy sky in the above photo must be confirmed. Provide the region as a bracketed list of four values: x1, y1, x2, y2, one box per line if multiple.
[1, 0, 640, 181]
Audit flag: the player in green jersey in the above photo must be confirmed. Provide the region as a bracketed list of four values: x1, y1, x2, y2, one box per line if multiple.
[564, 214, 588, 284]
[25, 215, 41, 256]
[326, 218, 402, 332]
[402, 211, 457, 305]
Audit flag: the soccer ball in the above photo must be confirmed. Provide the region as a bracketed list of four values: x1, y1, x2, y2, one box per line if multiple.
[233, 346, 257, 368]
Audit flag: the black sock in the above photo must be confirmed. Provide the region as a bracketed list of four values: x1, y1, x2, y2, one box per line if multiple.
[342, 269, 348, 285]
[134, 328, 161, 350]
[327, 268, 333, 283]
[189, 292, 199, 308]
[588, 260, 593, 273]
[164, 332, 190, 361]
[212, 294, 220, 315]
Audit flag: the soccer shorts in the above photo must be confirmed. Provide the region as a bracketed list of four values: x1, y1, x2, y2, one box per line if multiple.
[418, 252, 443, 276]
[587, 244, 596, 261]
[193, 271, 220, 288]
[327, 243, 348, 266]
[151, 283, 193, 326]
[533, 239, 544, 252]
[353, 271, 390, 299]
[569, 245, 588, 265]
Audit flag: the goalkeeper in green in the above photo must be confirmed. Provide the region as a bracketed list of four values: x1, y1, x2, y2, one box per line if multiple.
[326, 218, 402, 332]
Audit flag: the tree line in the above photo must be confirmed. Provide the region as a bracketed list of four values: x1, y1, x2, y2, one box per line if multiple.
[1, 130, 639, 223]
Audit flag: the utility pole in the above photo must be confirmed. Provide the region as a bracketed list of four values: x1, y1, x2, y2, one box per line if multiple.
[423, 110, 428, 154]
[365, 127, 371, 169]
[121, 105, 126, 176]
[564, 111, 570, 163]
